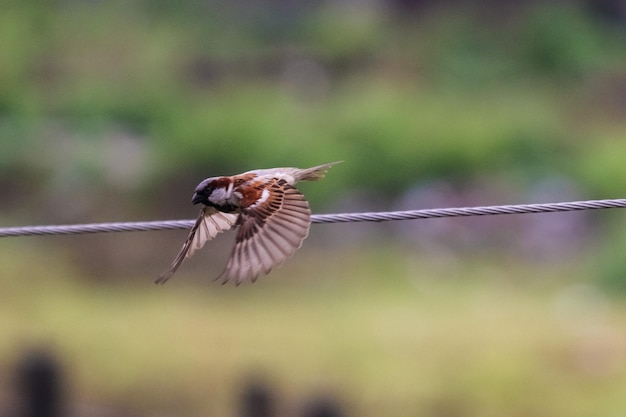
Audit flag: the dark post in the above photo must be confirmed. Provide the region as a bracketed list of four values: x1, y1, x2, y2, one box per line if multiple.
[15, 349, 64, 417]
[301, 396, 343, 417]
[238, 378, 275, 417]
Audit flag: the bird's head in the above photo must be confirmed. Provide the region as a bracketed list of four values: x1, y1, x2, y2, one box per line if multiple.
[191, 176, 233, 205]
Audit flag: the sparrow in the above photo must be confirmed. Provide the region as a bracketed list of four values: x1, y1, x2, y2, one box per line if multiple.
[156, 161, 341, 285]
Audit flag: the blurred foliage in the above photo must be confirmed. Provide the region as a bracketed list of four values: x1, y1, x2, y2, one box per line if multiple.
[2, 2, 625, 282]
[593, 216, 626, 293]
[1, 1, 625, 203]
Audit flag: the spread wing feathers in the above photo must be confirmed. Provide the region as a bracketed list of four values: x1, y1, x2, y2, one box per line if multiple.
[217, 183, 311, 285]
[155, 207, 238, 284]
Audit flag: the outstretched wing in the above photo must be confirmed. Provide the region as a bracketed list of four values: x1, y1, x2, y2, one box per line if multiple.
[156, 207, 238, 284]
[217, 179, 311, 285]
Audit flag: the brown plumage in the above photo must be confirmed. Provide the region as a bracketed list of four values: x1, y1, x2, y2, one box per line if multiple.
[156, 161, 340, 285]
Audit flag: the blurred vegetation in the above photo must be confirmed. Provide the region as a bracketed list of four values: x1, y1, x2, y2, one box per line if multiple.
[1, 0, 625, 268]
[1, 1, 626, 416]
[2, 242, 626, 417]
[1, 1, 625, 200]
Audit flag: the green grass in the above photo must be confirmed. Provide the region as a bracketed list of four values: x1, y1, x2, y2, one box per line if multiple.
[1, 243, 626, 416]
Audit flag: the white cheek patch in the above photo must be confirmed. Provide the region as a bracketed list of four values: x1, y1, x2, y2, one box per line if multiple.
[209, 187, 229, 205]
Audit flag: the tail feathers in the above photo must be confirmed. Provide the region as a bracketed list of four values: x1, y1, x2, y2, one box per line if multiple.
[297, 161, 343, 181]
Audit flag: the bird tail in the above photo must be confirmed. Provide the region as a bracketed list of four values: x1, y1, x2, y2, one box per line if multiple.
[295, 161, 342, 182]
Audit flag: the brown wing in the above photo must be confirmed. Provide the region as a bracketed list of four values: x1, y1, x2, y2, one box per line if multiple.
[217, 180, 311, 285]
[156, 207, 238, 284]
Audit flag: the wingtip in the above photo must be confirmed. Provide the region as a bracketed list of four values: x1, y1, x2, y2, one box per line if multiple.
[214, 270, 229, 285]
[322, 160, 343, 169]
[299, 161, 343, 181]
[320, 160, 344, 170]
[154, 274, 171, 285]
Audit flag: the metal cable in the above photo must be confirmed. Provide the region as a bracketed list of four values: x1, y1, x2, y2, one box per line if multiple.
[1, 198, 625, 238]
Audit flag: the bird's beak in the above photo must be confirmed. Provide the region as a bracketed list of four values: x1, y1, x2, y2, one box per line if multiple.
[191, 192, 204, 205]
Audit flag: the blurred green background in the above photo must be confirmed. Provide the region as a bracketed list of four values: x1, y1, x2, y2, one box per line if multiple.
[1, 0, 626, 416]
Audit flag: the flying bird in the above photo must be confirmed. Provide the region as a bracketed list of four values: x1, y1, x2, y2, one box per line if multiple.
[156, 161, 341, 285]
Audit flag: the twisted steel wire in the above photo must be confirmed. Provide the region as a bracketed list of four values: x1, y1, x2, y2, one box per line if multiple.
[1, 199, 625, 238]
